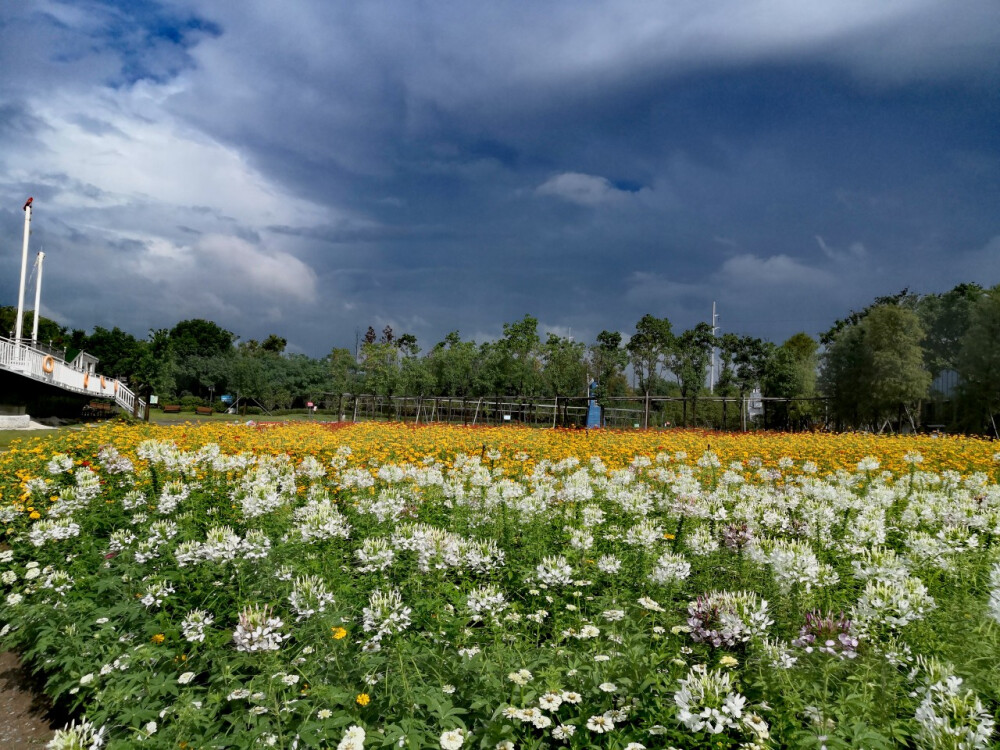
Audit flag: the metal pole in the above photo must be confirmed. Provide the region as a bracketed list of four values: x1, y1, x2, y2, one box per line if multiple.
[15, 200, 32, 345]
[31, 251, 44, 346]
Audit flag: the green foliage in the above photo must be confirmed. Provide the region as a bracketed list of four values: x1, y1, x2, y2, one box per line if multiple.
[168, 318, 236, 359]
[820, 305, 930, 430]
[626, 314, 673, 397]
[0, 306, 67, 346]
[956, 285, 1000, 432]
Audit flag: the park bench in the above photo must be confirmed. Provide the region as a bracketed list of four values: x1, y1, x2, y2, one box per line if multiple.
[82, 401, 114, 419]
[162, 404, 182, 414]
[195, 406, 213, 416]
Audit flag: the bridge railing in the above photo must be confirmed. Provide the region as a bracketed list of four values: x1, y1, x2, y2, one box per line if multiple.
[0, 336, 145, 419]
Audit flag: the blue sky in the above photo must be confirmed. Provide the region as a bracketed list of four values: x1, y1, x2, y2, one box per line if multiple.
[1, 0, 998, 356]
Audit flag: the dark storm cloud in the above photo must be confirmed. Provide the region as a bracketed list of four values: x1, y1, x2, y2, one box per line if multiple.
[0, 1, 998, 355]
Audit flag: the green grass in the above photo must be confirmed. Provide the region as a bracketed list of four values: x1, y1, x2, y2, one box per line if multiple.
[0, 427, 77, 451]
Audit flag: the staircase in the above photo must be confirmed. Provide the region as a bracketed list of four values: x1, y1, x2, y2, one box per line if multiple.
[0, 336, 146, 419]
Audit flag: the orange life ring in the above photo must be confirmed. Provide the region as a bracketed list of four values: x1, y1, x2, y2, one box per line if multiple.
[100, 375, 106, 389]
[42, 355, 55, 374]
[83, 372, 90, 388]
[113, 380, 119, 394]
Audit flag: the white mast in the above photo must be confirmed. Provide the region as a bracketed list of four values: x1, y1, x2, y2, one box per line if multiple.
[709, 301, 719, 393]
[14, 197, 33, 345]
[31, 251, 45, 346]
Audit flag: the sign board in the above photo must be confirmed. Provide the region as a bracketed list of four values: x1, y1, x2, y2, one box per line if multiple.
[503, 414, 511, 421]
[221, 395, 234, 404]
[149, 395, 159, 405]
[306, 402, 314, 408]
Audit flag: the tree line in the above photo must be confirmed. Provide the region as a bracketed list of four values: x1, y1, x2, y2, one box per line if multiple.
[3, 281, 999, 432]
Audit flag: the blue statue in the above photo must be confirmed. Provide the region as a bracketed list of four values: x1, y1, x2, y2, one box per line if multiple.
[586, 379, 602, 429]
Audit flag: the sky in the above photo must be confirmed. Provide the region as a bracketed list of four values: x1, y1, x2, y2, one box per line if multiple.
[1, 0, 998, 357]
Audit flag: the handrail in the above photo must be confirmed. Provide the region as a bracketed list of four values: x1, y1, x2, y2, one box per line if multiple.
[0, 336, 146, 419]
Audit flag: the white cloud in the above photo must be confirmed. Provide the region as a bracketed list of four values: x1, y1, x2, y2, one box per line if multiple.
[536, 172, 630, 206]
[126, 233, 317, 304]
[719, 254, 833, 286]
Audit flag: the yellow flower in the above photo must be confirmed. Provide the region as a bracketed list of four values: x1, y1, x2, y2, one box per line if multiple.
[29, 511, 41, 520]
[151, 633, 165, 644]
[331, 627, 348, 640]
[355, 693, 370, 706]
[719, 655, 739, 668]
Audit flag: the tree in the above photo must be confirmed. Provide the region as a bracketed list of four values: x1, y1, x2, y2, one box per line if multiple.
[917, 283, 985, 379]
[862, 305, 930, 430]
[767, 333, 819, 429]
[0, 306, 66, 347]
[428, 332, 479, 397]
[588, 330, 629, 406]
[131, 328, 176, 400]
[329, 347, 361, 395]
[819, 289, 918, 346]
[717, 333, 775, 428]
[395, 333, 419, 358]
[626, 314, 673, 426]
[360, 341, 401, 396]
[261, 334, 287, 354]
[541, 334, 587, 397]
[956, 286, 1000, 434]
[499, 315, 542, 396]
[820, 304, 929, 431]
[80, 326, 146, 381]
[168, 319, 235, 359]
[666, 323, 715, 426]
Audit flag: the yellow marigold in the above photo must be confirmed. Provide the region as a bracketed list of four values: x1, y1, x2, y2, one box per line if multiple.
[331, 627, 348, 640]
[28, 511, 41, 520]
[151, 633, 165, 644]
[355, 693, 370, 706]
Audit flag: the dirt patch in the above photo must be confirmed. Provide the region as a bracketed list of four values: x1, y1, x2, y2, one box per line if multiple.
[0, 651, 56, 747]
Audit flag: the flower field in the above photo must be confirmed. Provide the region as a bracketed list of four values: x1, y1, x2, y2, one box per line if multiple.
[1, 421, 999, 749]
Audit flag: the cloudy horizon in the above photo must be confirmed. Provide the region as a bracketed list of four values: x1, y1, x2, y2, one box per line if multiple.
[1, 0, 998, 356]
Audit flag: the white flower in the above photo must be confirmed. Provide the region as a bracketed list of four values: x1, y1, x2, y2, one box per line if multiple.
[79, 673, 94, 686]
[144, 720, 158, 735]
[598, 682, 617, 693]
[586, 714, 614, 733]
[337, 725, 366, 750]
[507, 669, 533, 686]
[552, 724, 576, 740]
[318, 709, 333, 720]
[282, 674, 300, 685]
[442, 684, 456, 694]
[439, 728, 466, 749]
[539, 692, 563, 711]
[178, 672, 196, 685]
[637, 596, 664, 612]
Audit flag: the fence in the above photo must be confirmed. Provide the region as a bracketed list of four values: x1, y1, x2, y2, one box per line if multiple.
[320, 393, 831, 431]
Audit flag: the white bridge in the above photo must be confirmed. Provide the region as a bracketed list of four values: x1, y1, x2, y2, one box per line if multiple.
[0, 335, 146, 419]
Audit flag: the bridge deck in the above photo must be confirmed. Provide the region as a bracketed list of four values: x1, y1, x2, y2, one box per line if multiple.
[0, 336, 146, 419]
